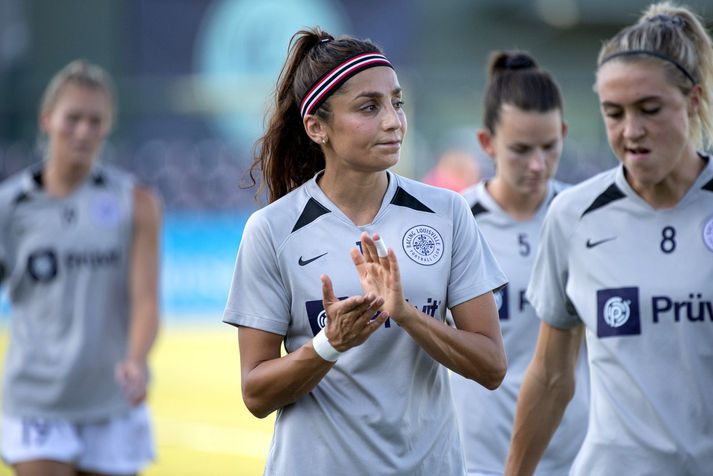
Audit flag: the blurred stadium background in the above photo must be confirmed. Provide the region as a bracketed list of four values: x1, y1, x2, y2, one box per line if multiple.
[0, 0, 710, 474]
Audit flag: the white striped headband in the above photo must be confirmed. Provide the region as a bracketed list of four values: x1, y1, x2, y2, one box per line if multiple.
[299, 52, 393, 118]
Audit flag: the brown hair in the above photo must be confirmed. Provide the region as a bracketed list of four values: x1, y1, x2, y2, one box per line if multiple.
[482, 51, 563, 133]
[597, 2, 713, 149]
[249, 27, 384, 203]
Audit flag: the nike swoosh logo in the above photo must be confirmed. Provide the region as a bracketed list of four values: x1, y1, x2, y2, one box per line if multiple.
[298, 252, 328, 266]
[586, 237, 617, 249]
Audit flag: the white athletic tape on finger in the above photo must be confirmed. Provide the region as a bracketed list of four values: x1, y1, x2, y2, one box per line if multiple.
[374, 237, 388, 258]
[312, 328, 341, 362]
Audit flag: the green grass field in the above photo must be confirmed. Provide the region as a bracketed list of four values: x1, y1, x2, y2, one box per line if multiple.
[0, 324, 275, 476]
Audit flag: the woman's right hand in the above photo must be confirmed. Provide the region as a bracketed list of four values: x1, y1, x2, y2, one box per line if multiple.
[320, 274, 388, 351]
[237, 274, 387, 418]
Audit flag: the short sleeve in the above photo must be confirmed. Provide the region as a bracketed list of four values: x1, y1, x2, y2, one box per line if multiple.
[222, 211, 290, 335]
[447, 194, 508, 308]
[526, 198, 581, 329]
[0, 201, 9, 284]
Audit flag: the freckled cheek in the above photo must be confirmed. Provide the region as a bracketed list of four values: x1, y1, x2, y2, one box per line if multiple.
[344, 123, 375, 145]
[655, 118, 684, 141]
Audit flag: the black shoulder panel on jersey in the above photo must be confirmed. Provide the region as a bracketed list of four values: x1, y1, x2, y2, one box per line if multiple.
[0, 261, 5, 283]
[12, 191, 31, 206]
[390, 186, 434, 213]
[92, 172, 106, 186]
[292, 198, 331, 233]
[581, 183, 626, 218]
[471, 201, 489, 217]
[548, 191, 559, 205]
[31, 168, 43, 187]
[702, 177, 713, 192]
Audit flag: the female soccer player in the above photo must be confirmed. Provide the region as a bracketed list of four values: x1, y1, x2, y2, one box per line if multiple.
[505, 2, 713, 475]
[0, 60, 161, 475]
[451, 51, 588, 476]
[224, 27, 508, 475]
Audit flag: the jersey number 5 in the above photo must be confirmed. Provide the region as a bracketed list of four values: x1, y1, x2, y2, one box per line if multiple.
[518, 233, 531, 257]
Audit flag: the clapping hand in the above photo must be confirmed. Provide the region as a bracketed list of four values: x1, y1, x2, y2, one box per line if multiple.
[351, 232, 411, 325]
[320, 274, 387, 351]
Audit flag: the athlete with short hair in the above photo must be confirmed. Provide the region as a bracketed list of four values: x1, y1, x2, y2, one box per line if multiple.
[0, 60, 161, 475]
[451, 51, 588, 476]
[224, 27, 508, 475]
[505, 3, 713, 475]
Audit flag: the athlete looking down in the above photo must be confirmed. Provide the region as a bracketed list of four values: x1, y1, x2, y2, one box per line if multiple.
[505, 2, 713, 475]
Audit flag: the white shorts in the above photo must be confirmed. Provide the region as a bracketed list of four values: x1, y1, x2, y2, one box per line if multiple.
[1, 404, 154, 474]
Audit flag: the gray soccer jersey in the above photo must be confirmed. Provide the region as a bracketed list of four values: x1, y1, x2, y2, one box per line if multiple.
[0, 164, 135, 422]
[451, 180, 589, 476]
[528, 158, 713, 475]
[224, 171, 507, 476]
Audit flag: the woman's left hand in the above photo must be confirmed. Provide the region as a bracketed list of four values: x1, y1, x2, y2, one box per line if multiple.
[115, 359, 149, 405]
[351, 232, 412, 324]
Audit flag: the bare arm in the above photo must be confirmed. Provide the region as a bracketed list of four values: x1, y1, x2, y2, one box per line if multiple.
[354, 232, 507, 389]
[115, 185, 162, 405]
[504, 321, 584, 476]
[401, 292, 506, 389]
[239, 278, 387, 419]
[239, 327, 332, 419]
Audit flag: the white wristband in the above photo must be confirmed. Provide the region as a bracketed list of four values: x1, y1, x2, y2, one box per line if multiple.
[312, 328, 342, 362]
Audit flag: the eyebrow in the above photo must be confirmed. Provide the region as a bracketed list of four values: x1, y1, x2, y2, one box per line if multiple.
[353, 87, 402, 100]
[509, 134, 559, 146]
[601, 95, 660, 107]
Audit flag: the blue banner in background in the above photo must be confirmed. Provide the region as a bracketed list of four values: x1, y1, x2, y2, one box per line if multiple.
[0, 212, 250, 323]
[160, 212, 248, 320]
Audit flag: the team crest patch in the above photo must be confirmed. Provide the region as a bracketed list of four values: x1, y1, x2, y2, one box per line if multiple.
[703, 215, 713, 252]
[402, 225, 444, 266]
[92, 194, 120, 228]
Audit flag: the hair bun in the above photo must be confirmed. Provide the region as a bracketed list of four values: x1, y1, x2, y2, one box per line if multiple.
[504, 54, 536, 70]
[646, 13, 685, 27]
[489, 51, 537, 77]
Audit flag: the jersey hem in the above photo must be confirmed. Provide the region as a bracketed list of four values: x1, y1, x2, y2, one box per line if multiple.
[2, 400, 134, 424]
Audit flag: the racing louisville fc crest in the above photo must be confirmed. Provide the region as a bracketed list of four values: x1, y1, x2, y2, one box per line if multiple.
[402, 225, 444, 266]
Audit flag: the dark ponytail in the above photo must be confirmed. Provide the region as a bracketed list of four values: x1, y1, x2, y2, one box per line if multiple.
[482, 51, 563, 133]
[249, 27, 383, 203]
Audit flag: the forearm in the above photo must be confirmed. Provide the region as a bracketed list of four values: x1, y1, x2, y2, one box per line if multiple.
[398, 306, 506, 389]
[505, 360, 574, 476]
[240, 287, 387, 418]
[126, 300, 159, 363]
[127, 185, 161, 365]
[242, 340, 334, 418]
